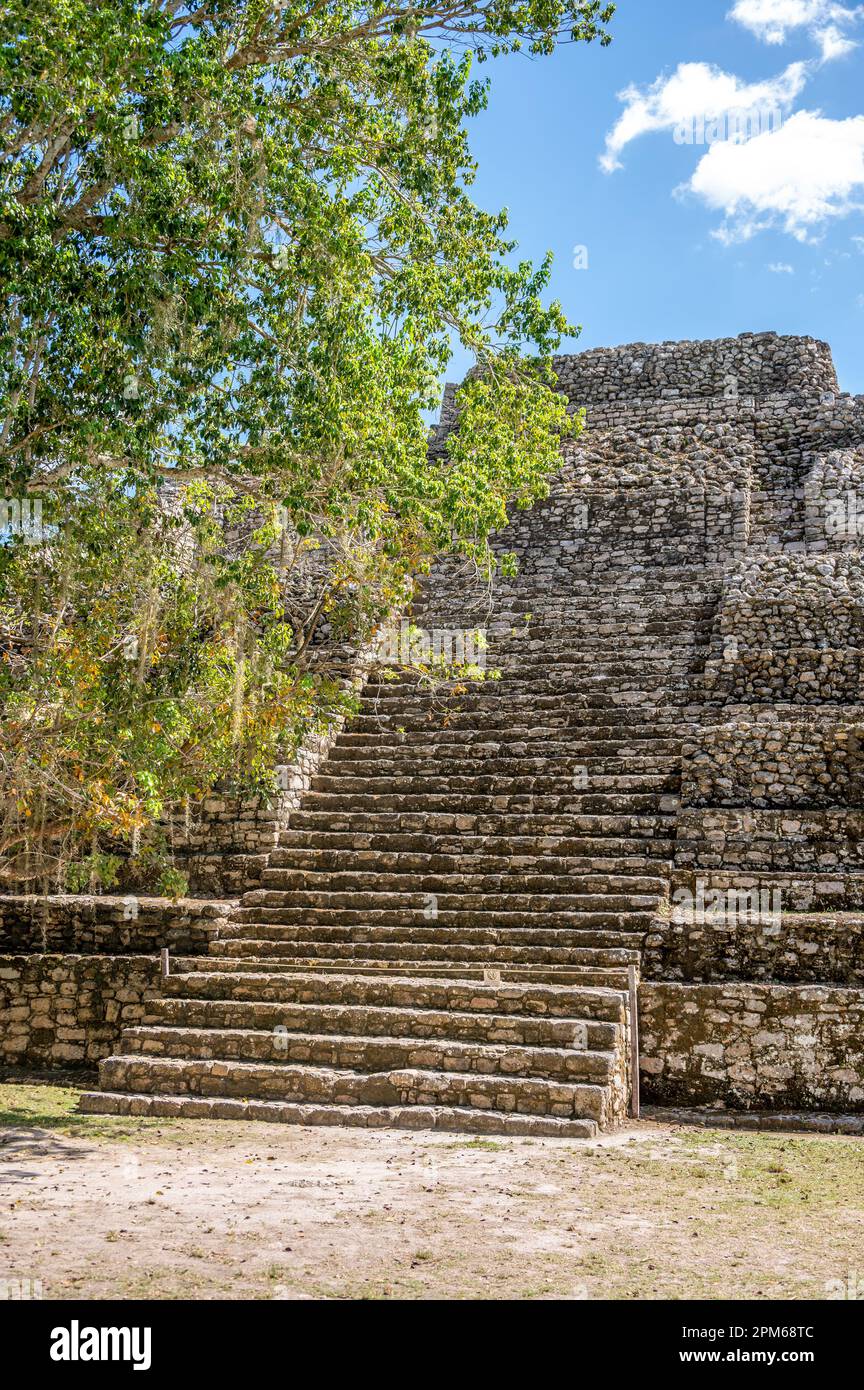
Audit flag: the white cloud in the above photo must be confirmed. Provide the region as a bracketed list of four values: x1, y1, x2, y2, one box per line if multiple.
[686, 110, 864, 241]
[728, 1, 863, 58]
[768, 260, 796, 270]
[818, 22, 859, 57]
[600, 61, 809, 172]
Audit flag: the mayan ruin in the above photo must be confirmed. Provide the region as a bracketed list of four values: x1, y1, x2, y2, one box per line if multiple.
[5, 0, 864, 1329]
[3, 332, 860, 1141]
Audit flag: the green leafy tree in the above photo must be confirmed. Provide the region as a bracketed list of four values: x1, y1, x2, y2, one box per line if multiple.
[0, 0, 614, 885]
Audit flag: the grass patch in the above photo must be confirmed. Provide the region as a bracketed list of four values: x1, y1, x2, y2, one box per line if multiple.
[447, 1138, 506, 1152]
[0, 1082, 174, 1142]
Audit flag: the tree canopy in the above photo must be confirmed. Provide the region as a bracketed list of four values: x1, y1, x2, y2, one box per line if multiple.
[0, 0, 614, 888]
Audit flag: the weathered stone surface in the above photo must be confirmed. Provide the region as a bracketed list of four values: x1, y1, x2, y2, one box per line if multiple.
[8, 331, 864, 1130]
[0, 955, 162, 1068]
[683, 712, 864, 809]
[0, 895, 231, 955]
[640, 982, 864, 1111]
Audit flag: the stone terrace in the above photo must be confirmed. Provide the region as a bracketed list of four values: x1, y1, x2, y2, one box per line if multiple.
[48, 331, 863, 1130]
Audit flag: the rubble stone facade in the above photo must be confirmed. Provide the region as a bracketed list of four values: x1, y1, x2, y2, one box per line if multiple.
[6, 332, 864, 1131]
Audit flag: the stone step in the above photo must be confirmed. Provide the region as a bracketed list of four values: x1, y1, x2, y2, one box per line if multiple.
[478, 620, 710, 633]
[408, 607, 715, 623]
[119, 1025, 619, 1084]
[271, 852, 670, 876]
[410, 590, 716, 608]
[364, 662, 698, 680]
[403, 647, 706, 665]
[349, 711, 696, 733]
[470, 649, 710, 666]
[441, 609, 714, 622]
[331, 727, 685, 750]
[362, 680, 696, 702]
[417, 585, 715, 598]
[406, 645, 706, 664]
[77, 1091, 600, 1138]
[94, 1054, 617, 1123]
[321, 752, 681, 777]
[335, 731, 685, 752]
[354, 703, 699, 722]
[359, 682, 702, 702]
[310, 770, 678, 792]
[343, 736, 685, 758]
[465, 620, 714, 634]
[469, 655, 705, 674]
[211, 937, 639, 964]
[281, 809, 676, 836]
[250, 877, 664, 903]
[275, 851, 672, 876]
[300, 792, 675, 814]
[161, 970, 629, 1022]
[339, 733, 686, 756]
[270, 838, 675, 869]
[351, 712, 698, 734]
[228, 904, 656, 929]
[218, 923, 645, 949]
[178, 958, 633, 988]
[148, 994, 622, 1048]
[277, 822, 677, 856]
[266, 852, 668, 886]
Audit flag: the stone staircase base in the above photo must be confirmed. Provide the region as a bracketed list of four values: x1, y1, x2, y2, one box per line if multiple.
[79, 966, 635, 1137]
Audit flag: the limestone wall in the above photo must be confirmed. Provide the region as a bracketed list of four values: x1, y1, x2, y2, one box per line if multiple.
[644, 907, 864, 985]
[682, 711, 864, 808]
[0, 955, 163, 1068]
[0, 895, 230, 955]
[703, 554, 864, 704]
[640, 981, 864, 1111]
[804, 448, 864, 549]
[552, 333, 838, 407]
[675, 808, 864, 871]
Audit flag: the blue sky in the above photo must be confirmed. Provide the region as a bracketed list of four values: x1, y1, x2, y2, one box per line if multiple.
[449, 0, 864, 393]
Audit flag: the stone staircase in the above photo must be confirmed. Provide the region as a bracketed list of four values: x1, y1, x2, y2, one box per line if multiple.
[81, 560, 710, 1136]
[51, 333, 864, 1127]
[85, 971, 630, 1137]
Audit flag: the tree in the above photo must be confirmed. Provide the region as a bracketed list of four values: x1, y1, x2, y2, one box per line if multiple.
[0, 0, 615, 887]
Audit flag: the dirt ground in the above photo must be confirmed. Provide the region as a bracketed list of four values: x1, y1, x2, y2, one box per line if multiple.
[1, 1079, 862, 1301]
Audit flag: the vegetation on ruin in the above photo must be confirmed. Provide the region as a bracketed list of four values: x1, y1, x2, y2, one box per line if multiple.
[0, 0, 614, 885]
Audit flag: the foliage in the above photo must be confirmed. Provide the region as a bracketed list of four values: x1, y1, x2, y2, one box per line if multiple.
[157, 865, 190, 901]
[0, 0, 614, 883]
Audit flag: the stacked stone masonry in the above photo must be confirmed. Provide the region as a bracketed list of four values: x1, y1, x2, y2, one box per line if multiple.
[11, 329, 857, 1129]
[0, 895, 230, 956]
[640, 983, 864, 1111]
[0, 956, 162, 1069]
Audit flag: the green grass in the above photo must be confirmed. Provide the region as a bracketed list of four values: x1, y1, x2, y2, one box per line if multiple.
[0, 1081, 175, 1142]
[446, 1138, 507, 1152]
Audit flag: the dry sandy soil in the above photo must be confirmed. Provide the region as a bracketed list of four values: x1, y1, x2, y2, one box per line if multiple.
[1, 1079, 861, 1301]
